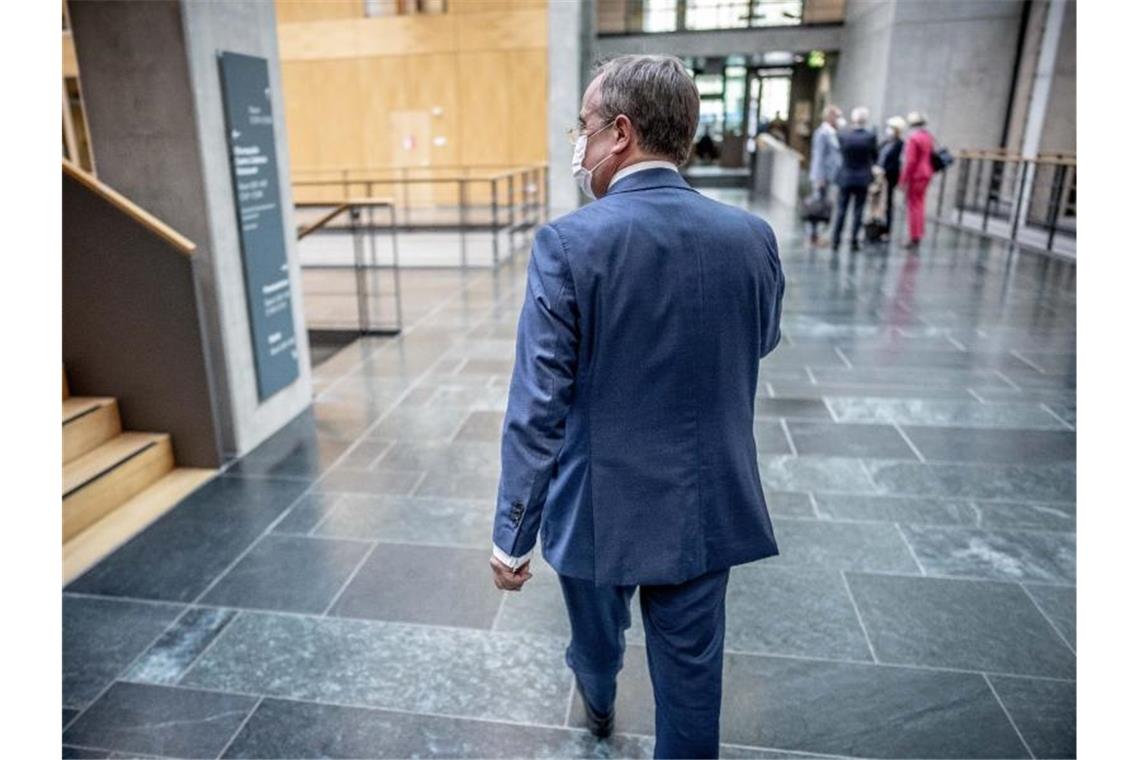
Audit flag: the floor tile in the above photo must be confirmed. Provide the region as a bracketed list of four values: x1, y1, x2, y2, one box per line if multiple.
[902, 426, 1076, 464]
[453, 410, 506, 442]
[312, 493, 492, 547]
[813, 493, 975, 525]
[759, 455, 878, 493]
[367, 406, 469, 441]
[988, 675, 1075, 759]
[315, 466, 424, 496]
[63, 595, 183, 708]
[767, 519, 921, 573]
[62, 681, 256, 759]
[900, 524, 1075, 583]
[63, 707, 80, 730]
[866, 460, 1076, 502]
[845, 572, 1075, 678]
[270, 492, 343, 535]
[124, 607, 237, 685]
[1023, 583, 1076, 649]
[763, 491, 815, 518]
[753, 420, 793, 455]
[770, 380, 973, 400]
[754, 398, 833, 420]
[569, 646, 1029, 758]
[222, 696, 654, 759]
[200, 534, 372, 614]
[786, 421, 917, 459]
[414, 468, 500, 500]
[724, 564, 873, 661]
[973, 499, 1075, 532]
[373, 440, 499, 474]
[826, 398, 1067, 429]
[328, 543, 504, 628]
[181, 612, 571, 726]
[226, 425, 354, 481]
[66, 477, 309, 602]
[811, 366, 1017, 390]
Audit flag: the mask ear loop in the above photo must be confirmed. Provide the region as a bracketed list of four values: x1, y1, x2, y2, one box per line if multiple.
[584, 119, 619, 174]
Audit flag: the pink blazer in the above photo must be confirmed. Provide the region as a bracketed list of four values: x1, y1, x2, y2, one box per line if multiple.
[901, 128, 935, 186]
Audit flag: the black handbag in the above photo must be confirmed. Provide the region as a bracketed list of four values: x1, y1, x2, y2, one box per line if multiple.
[802, 192, 832, 223]
[931, 145, 955, 173]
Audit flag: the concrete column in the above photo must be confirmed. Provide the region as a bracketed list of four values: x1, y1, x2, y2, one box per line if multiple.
[547, 0, 596, 217]
[69, 0, 312, 460]
[1016, 0, 1068, 230]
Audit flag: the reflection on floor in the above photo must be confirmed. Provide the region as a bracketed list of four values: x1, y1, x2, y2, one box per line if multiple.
[63, 190, 1075, 759]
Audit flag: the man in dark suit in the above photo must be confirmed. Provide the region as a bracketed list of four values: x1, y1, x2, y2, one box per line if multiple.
[488, 55, 785, 758]
[832, 106, 878, 251]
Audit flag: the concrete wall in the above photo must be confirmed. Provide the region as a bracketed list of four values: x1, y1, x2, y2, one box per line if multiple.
[833, 0, 1023, 150]
[1039, 0, 1075, 155]
[548, 0, 596, 216]
[69, 0, 313, 460]
[831, 0, 894, 123]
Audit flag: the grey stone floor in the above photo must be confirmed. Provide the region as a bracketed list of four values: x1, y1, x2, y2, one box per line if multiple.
[63, 192, 1075, 759]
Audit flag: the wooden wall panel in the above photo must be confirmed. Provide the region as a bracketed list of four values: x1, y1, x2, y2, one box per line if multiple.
[457, 8, 546, 51]
[508, 48, 548, 165]
[451, 0, 547, 13]
[357, 56, 408, 169]
[276, 0, 361, 25]
[458, 51, 511, 167]
[277, 18, 362, 61]
[357, 14, 456, 57]
[277, 4, 548, 181]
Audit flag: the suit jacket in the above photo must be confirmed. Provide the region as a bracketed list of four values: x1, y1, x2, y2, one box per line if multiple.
[878, 138, 903, 184]
[809, 123, 840, 186]
[493, 168, 785, 586]
[836, 127, 878, 189]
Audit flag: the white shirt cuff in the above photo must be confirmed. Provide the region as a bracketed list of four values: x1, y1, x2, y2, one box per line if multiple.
[492, 543, 533, 571]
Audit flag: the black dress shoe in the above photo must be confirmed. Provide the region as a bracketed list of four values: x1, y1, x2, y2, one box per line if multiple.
[575, 676, 615, 738]
[851, 240, 862, 252]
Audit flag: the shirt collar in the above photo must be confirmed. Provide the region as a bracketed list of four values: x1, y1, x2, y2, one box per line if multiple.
[608, 160, 679, 190]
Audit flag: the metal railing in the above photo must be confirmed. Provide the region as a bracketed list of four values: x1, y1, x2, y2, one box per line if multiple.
[297, 198, 403, 335]
[292, 164, 549, 268]
[933, 150, 1076, 257]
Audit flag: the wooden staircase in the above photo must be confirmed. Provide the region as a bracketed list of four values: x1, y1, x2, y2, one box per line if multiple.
[62, 366, 214, 584]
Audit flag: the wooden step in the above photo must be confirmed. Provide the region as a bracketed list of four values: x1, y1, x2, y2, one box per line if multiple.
[64, 467, 215, 584]
[63, 397, 121, 463]
[63, 432, 174, 541]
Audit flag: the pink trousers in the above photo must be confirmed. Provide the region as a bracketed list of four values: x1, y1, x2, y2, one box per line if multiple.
[906, 179, 931, 242]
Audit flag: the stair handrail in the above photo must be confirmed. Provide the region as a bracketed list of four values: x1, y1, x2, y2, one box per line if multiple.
[62, 158, 196, 256]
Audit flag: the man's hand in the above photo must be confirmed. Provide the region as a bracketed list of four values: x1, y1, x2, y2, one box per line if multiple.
[490, 556, 533, 592]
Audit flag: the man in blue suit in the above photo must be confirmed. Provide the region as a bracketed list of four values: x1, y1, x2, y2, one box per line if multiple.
[489, 55, 785, 758]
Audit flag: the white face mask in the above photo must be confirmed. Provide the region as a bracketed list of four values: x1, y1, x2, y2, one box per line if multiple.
[571, 120, 616, 201]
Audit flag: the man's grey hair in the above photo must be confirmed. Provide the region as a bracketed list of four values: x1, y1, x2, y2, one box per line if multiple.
[592, 55, 700, 165]
[850, 106, 869, 126]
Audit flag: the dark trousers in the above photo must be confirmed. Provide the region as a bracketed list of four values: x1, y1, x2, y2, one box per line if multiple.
[558, 567, 731, 759]
[832, 185, 868, 248]
[885, 177, 898, 233]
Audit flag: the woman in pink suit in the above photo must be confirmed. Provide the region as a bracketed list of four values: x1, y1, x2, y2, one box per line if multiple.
[899, 111, 934, 249]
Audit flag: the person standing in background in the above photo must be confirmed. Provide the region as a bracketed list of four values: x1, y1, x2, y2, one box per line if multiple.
[831, 106, 877, 252]
[808, 105, 842, 245]
[900, 111, 935, 250]
[878, 116, 907, 238]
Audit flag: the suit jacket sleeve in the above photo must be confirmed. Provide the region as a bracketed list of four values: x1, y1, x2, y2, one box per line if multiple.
[756, 220, 786, 359]
[493, 223, 579, 563]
